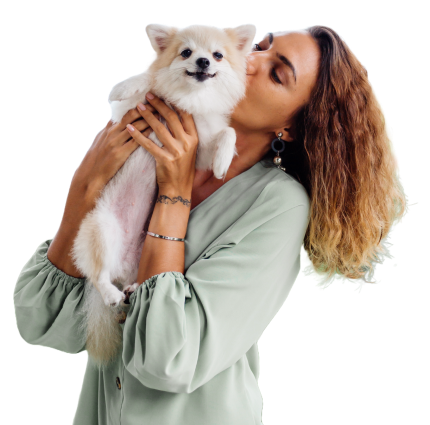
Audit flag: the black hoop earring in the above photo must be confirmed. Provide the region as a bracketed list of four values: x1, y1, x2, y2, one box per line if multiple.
[271, 132, 286, 171]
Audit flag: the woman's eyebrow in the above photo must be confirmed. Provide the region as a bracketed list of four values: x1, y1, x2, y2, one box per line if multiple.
[277, 53, 297, 84]
[265, 32, 297, 84]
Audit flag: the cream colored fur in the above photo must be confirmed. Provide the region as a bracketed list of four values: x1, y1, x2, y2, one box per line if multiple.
[71, 23, 256, 369]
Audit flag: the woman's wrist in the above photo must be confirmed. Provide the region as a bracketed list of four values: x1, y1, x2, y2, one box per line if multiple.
[137, 187, 192, 283]
[148, 187, 192, 238]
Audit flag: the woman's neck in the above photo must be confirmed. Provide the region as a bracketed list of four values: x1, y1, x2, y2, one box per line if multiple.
[196, 124, 271, 184]
[228, 125, 272, 178]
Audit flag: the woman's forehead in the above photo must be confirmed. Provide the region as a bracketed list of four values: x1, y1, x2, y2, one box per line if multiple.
[272, 29, 307, 37]
[273, 31, 320, 62]
[270, 30, 320, 93]
[264, 31, 319, 61]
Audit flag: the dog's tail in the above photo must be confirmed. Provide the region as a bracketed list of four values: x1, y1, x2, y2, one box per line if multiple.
[77, 282, 125, 369]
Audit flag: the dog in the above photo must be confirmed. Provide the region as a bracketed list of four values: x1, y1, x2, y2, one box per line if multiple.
[71, 23, 256, 368]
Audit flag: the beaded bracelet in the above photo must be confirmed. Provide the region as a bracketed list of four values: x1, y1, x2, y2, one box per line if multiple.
[146, 231, 185, 242]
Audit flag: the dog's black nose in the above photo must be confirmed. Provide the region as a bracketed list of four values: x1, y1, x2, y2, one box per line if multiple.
[196, 57, 210, 70]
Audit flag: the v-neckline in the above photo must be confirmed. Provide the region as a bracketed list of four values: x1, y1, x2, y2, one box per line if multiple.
[190, 161, 264, 216]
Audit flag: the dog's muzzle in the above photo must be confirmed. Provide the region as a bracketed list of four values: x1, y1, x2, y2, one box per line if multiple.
[186, 70, 216, 82]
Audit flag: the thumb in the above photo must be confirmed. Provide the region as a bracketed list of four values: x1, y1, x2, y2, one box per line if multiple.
[171, 104, 197, 137]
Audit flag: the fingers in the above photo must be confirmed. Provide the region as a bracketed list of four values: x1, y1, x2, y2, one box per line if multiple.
[120, 126, 153, 157]
[110, 104, 158, 136]
[117, 113, 160, 145]
[120, 120, 150, 144]
[139, 93, 185, 140]
[125, 122, 166, 161]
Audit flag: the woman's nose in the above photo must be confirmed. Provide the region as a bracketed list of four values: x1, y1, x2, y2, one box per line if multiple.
[245, 54, 258, 75]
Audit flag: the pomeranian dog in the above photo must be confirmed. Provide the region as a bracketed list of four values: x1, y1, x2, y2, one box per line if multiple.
[71, 23, 256, 368]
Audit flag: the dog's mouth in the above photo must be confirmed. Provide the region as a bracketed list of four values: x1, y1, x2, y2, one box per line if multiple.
[186, 70, 217, 81]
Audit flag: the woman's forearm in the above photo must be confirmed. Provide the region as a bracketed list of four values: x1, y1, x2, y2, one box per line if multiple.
[48, 183, 192, 283]
[47, 177, 101, 279]
[136, 187, 192, 284]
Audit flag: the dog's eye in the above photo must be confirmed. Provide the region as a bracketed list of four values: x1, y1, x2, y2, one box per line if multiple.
[213, 52, 223, 60]
[181, 49, 192, 58]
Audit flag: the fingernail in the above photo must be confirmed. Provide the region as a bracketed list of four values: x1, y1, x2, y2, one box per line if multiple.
[126, 124, 135, 132]
[137, 102, 146, 111]
[146, 92, 154, 100]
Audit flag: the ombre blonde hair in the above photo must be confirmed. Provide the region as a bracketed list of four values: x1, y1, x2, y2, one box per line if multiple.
[262, 25, 408, 287]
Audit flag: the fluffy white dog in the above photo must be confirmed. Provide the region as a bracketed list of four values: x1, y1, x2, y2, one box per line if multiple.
[72, 23, 256, 367]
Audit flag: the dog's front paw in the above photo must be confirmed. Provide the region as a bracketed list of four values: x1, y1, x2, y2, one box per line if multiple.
[212, 127, 237, 180]
[212, 161, 229, 180]
[108, 83, 141, 102]
[108, 73, 151, 102]
[212, 148, 233, 179]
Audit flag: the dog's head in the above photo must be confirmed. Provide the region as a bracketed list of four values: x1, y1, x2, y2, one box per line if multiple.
[146, 23, 256, 115]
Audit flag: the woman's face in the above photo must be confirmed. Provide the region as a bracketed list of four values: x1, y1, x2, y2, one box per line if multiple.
[230, 30, 321, 141]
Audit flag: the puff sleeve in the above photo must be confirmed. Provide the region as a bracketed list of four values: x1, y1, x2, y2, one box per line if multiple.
[13, 239, 87, 354]
[122, 179, 310, 394]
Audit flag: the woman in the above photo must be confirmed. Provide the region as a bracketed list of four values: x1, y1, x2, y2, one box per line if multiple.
[13, 26, 406, 424]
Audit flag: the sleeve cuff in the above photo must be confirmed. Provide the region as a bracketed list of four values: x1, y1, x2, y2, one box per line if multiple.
[128, 271, 188, 304]
[40, 239, 87, 286]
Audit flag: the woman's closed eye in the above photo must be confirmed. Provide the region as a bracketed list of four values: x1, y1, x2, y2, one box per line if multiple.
[252, 43, 283, 84]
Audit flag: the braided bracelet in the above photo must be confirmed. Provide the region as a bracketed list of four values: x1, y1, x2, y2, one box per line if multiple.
[146, 231, 185, 242]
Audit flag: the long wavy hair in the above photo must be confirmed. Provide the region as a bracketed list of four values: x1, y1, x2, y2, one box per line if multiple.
[261, 25, 408, 287]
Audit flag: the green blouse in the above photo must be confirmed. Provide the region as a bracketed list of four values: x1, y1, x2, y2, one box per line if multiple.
[14, 159, 310, 425]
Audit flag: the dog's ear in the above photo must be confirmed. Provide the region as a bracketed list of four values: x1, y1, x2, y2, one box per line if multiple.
[146, 24, 178, 54]
[224, 24, 257, 53]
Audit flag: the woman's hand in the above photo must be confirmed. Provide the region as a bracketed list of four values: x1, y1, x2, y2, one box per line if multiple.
[46, 104, 160, 278]
[125, 93, 199, 194]
[73, 105, 161, 208]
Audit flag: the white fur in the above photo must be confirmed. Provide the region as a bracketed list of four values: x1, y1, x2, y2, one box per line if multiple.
[72, 23, 256, 368]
